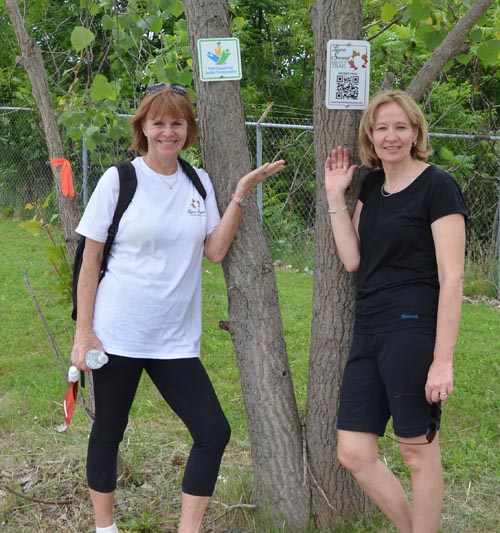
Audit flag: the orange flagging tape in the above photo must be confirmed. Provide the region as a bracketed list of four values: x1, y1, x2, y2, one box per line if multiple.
[51, 158, 75, 198]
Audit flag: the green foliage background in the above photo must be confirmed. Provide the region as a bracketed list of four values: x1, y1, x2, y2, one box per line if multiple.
[1, 0, 499, 296]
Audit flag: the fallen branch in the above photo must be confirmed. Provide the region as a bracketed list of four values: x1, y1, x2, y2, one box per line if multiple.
[307, 464, 337, 512]
[1, 484, 73, 506]
[23, 266, 94, 421]
[202, 500, 256, 531]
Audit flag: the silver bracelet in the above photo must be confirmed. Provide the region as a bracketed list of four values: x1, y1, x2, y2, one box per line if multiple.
[328, 205, 348, 214]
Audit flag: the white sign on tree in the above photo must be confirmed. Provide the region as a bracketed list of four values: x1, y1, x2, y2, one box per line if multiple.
[325, 40, 371, 110]
[198, 38, 242, 82]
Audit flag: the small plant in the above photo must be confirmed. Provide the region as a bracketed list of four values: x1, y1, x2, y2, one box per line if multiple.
[20, 194, 72, 303]
[119, 511, 166, 532]
[464, 257, 499, 299]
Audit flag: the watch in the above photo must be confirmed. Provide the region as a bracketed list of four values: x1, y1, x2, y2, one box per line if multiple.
[231, 193, 250, 208]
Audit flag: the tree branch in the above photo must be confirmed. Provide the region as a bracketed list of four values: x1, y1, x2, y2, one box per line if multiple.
[0, 484, 73, 506]
[201, 500, 257, 531]
[23, 267, 94, 421]
[407, 0, 496, 101]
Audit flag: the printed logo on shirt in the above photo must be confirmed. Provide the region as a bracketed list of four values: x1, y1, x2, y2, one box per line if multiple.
[188, 198, 205, 216]
[400, 313, 419, 320]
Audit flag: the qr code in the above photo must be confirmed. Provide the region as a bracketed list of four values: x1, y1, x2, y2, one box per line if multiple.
[336, 74, 359, 100]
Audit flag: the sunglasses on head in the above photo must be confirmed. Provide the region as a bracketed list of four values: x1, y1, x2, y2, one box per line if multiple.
[145, 83, 188, 96]
[386, 401, 441, 446]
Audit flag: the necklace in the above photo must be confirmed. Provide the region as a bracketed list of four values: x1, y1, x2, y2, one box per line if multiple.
[144, 158, 178, 189]
[162, 166, 178, 190]
[381, 171, 412, 197]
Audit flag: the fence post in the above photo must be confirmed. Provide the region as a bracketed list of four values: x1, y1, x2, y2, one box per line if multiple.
[256, 124, 263, 218]
[82, 139, 89, 208]
[497, 143, 500, 300]
[256, 103, 274, 219]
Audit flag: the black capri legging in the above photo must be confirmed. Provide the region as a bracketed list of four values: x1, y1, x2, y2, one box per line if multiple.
[87, 355, 231, 496]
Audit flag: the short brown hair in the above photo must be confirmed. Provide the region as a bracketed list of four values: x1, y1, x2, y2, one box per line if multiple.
[129, 86, 199, 154]
[358, 90, 432, 168]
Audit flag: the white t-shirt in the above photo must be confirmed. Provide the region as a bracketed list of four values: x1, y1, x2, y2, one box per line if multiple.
[76, 156, 221, 359]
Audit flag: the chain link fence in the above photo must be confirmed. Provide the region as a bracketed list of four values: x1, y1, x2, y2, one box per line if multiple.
[1, 105, 499, 297]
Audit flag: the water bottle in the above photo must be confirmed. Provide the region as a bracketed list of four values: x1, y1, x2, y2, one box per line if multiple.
[85, 349, 109, 370]
[67, 365, 80, 383]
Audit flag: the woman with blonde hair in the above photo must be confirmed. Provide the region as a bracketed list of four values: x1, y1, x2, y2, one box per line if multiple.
[324, 90, 467, 532]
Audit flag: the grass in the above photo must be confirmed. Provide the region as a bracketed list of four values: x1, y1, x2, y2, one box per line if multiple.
[0, 215, 499, 532]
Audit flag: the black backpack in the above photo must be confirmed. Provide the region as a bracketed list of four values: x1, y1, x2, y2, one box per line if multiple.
[71, 157, 207, 321]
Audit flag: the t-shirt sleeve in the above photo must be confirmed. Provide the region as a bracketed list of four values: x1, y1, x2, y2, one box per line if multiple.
[428, 171, 468, 224]
[75, 167, 120, 242]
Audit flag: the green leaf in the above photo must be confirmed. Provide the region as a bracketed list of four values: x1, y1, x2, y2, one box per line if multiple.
[42, 195, 52, 209]
[90, 74, 117, 102]
[111, 29, 136, 51]
[177, 69, 193, 86]
[476, 39, 500, 66]
[131, 25, 146, 40]
[470, 29, 483, 44]
[118, 13, 137, 30]
[381, 4, 398, 23]
[89, 1, 103, 16]
[455, 53, 472, 66]
[232, 16, 246, 31]
[408, 0, 431, 24]
[20, 220, 42, 234]
[85, 125, 99, 138]
[170, 0, 185, 18]
[108, 124, 124, 141]
[102, 15, 115, 31]
[84, 135, 97, 152]
[150, 17, 164, 34]
[423, 28, 446, 50]
[45, 245, 65, 262]
[71, 26, 95, 52]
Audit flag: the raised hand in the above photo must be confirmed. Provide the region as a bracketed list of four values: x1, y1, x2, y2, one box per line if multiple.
[235, 159, 286, 197]
[324, 145, 357, 195]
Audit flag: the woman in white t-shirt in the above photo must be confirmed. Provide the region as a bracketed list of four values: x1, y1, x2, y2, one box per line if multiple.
[71, 84, 285, 533]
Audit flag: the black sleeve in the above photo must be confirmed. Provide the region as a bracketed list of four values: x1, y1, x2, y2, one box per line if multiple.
[428, 170, 468, 224]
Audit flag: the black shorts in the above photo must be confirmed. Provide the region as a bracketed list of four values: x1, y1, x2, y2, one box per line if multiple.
[337, 329, 440, 438]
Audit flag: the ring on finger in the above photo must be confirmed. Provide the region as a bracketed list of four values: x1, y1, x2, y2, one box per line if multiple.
[343, 165, 349, 170]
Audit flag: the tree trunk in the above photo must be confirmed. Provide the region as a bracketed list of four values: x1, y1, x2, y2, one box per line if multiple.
[307, 1, 372, 527]
[182, 0, 309, 528]
[182, 0, 497, 529]
[5, 0, 81, 259]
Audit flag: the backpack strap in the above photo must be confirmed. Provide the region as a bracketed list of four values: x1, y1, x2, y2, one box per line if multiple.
[178, 157, 207, 200]
[99, 161, 137, 279]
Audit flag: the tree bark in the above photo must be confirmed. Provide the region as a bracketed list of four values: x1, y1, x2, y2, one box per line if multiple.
[5, 0, 81, 259]
[307, 0, 372, 527]
[182, 0, 309, 528]
[407, 0, 497, 100]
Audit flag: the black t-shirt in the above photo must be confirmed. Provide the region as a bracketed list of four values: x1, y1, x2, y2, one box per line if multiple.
[355, 164, 467, 334]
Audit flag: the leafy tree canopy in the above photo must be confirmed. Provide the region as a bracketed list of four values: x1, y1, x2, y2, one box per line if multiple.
[1, 0, 499, 149]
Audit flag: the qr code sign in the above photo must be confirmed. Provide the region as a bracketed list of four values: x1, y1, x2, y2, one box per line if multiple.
[336, 74, 359, 101]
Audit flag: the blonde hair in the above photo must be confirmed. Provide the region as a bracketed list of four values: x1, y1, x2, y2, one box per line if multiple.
[358, 90, 432, 168]
[129, 87, 199, 154]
